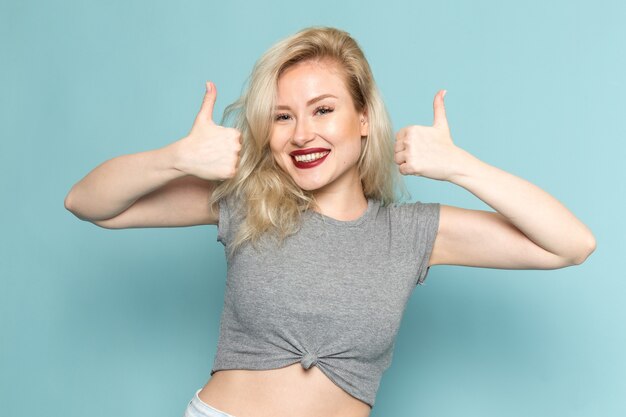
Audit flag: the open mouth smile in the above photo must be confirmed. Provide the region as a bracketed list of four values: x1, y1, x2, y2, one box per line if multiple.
[289, 148, 331, 169]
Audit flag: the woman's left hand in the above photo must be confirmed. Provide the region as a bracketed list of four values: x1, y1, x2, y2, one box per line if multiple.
[394, 89, 469, 181]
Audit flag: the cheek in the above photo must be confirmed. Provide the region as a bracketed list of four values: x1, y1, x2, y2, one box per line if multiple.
[323, 118, 360, 146]
[322, 119, 347, 138]
[336, 123, 364, 156]
[269, 147, 283, 168]
[268, 137, 289, 169]
[268, 131, 283, 154]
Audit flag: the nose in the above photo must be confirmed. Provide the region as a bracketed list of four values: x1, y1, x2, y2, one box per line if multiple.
[291, 117, 315, 147]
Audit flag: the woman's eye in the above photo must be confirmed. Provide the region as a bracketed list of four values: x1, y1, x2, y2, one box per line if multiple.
[315, 106, 334, 115]
[275, 113, 291, 121]
[274, 107, 333, 121]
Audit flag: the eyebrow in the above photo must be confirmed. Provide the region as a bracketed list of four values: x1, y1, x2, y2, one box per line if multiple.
[275, 94, 338, 110]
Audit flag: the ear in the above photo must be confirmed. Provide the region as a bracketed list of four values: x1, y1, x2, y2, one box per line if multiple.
[359, 109, 369, 137]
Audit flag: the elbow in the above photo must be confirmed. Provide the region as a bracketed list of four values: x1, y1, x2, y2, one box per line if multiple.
[64, 190, 87, 220]
[64, 191, 78, 216]
[64, 190, 103, 225]
[569, 235, 597, 266]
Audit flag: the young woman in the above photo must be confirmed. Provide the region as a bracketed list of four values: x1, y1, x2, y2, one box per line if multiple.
[65, 26, 596, 417]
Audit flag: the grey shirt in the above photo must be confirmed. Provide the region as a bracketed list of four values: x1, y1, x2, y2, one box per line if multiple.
[210, 196, 440, 408]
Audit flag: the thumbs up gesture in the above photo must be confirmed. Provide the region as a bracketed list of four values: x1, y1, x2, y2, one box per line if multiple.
[394, 90, 467, 182]
[173, 81, 242, 181]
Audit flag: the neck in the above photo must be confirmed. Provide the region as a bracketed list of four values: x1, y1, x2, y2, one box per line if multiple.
[312, 187, 368, 221]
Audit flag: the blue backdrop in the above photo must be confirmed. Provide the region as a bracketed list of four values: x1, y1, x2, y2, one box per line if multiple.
[1, 1, 623, 416]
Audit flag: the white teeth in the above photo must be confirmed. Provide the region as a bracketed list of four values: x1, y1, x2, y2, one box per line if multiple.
[294, 151, 329, 162]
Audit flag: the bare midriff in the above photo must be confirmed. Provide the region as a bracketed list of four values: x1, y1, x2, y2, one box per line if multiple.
[197, 363, 371, 417]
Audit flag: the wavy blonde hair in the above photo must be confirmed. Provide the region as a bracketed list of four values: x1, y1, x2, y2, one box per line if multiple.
[210, 26, 404, 252]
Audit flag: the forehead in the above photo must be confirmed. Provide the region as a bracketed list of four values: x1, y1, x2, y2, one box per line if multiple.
[277, 59, 349, 99]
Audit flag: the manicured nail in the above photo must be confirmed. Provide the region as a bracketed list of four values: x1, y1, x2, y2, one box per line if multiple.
[442, 90, 447, 98]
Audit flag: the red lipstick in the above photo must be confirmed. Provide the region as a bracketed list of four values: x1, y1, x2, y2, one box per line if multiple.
[289, 148, 331, 169]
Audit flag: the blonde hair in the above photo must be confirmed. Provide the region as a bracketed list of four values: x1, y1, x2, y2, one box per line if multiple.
[210, 26, 404, 252]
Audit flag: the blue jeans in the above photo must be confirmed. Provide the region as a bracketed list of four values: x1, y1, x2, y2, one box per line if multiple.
[183, 388, 238, 417]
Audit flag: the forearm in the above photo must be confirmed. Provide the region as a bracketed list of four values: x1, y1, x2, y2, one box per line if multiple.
[449, 148, 596, 263]
[65, 143, 186, 221]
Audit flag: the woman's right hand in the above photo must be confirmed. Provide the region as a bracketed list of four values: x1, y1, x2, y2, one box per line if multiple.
[172, 81, 242, 181]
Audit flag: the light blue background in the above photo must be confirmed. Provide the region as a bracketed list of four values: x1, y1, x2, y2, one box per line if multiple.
[1, 0, 623, 416]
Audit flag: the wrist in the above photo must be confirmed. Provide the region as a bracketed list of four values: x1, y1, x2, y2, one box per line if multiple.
[446, 147, 485, 184]
[155, 140, 189, 180]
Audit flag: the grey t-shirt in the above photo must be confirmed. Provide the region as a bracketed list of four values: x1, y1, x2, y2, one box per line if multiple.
[210, 196, 440, 409]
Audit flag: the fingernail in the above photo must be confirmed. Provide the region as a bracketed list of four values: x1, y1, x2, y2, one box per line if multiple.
[206, 81, 212, 93]
[442, 89, 447, 98]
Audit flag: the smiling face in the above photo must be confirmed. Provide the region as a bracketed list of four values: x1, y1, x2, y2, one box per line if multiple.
[269, 59, 369, 198]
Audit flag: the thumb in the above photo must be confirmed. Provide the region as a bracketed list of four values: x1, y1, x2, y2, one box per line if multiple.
[198, 81, 217, 124]
[433, 89, 448, 130]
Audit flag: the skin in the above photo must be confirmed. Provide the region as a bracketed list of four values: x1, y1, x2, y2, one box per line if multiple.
[396, 91, 596, 268]
[197, 59, 375, 417]
[67, 55, 596, 417]
[270, 59, 370, 221]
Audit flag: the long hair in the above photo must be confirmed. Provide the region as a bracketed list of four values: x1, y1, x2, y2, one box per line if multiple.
[210, 26, 404, 253]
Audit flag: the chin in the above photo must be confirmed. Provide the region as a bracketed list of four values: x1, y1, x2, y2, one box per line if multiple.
[279, 162, 333, 192]
[294, 181, 324, 192]
[290, 176, 330, 193]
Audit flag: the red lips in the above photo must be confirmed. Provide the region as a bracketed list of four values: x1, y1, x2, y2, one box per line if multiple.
[289, 148, 331, 169]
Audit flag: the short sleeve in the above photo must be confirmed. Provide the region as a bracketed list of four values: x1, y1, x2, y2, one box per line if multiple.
[216, 196, 231, 246]
[390, 201, 441, 286]
[216, 194, 244, 247]
[413, 202, 440, 285]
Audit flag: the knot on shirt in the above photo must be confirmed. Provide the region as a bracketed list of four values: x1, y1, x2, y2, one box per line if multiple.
[300, 353, 318, 369]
